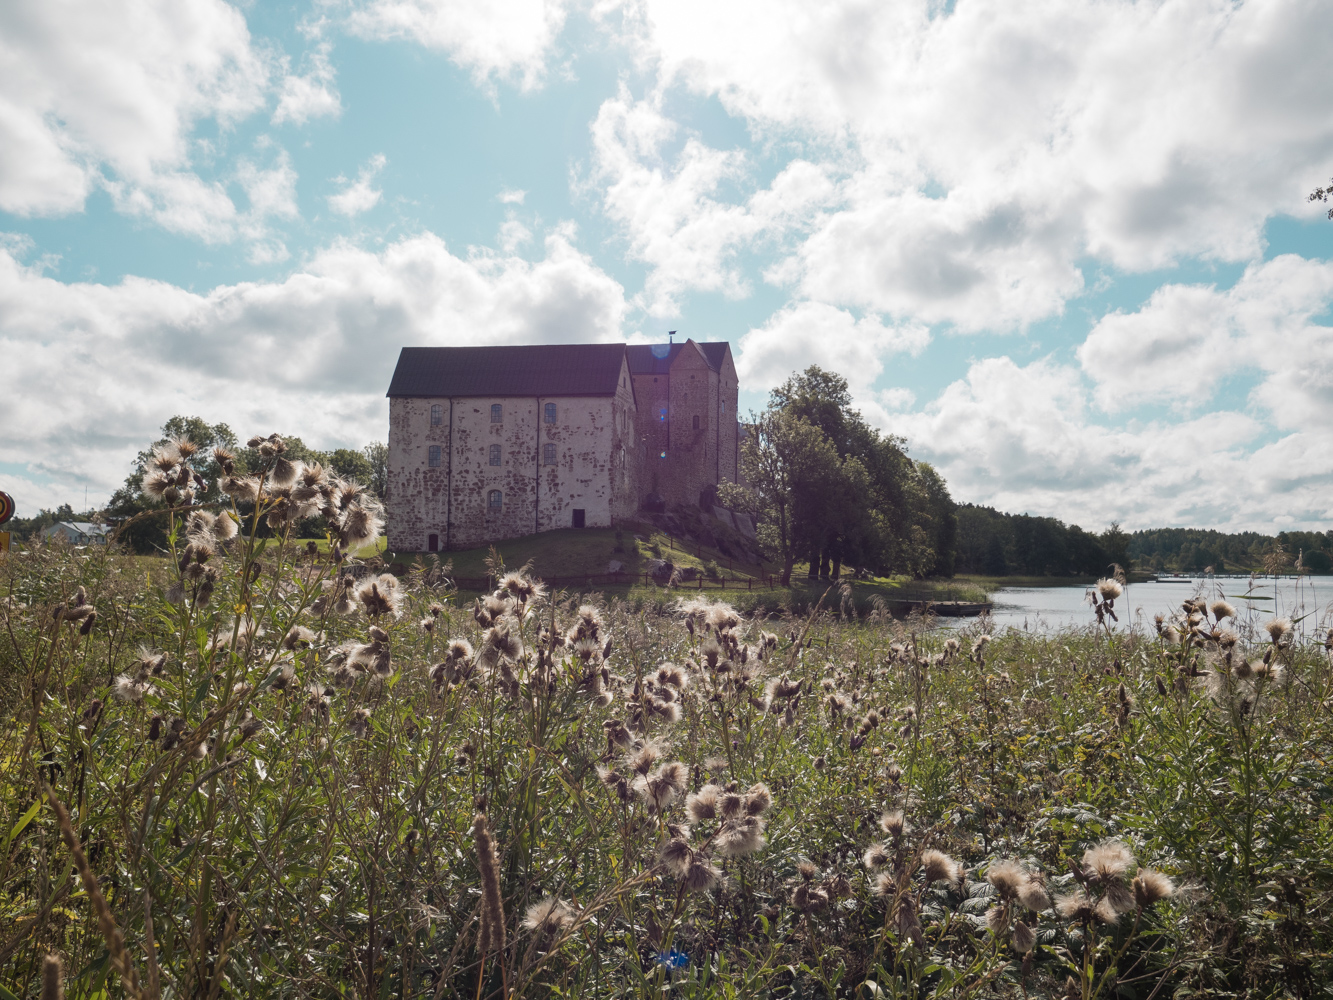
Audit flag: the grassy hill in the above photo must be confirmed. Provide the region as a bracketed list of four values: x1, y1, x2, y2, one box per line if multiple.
[371, 524, 989, 614]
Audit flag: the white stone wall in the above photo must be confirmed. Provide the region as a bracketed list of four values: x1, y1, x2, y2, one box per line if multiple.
[388, 377, 639, 551]
[386, 396, 451, 552]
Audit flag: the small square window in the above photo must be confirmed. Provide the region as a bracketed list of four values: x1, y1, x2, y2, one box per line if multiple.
[428, 445, 441, 468]
[543, 442, 556, 466]
[488, 490, 503, 510]
[430, 403, 443, 426]
[490, 403, 503, 423]
[544, 402, 557, 424]
[489, 444, 501, 466]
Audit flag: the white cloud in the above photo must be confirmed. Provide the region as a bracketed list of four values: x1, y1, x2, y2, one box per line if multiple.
[735, 300, 929, 397]
[273, 42, 342, 125]
[499, 188, 527, 204]
[593, 0, 1333, 331]
[345, 0, 567, 91]
[0, 230, 627, 516]
[329, 154, 387, 216]
[887, 351, 1333, 533]
[878, 387, 916, 411]
[0, 0, 268, 222]
[589, 88, 837, 316]
[1079, 255, 1333, 425]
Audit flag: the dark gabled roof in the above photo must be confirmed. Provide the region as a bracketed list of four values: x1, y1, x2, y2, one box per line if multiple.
[386, 344, 629, 398]
[697, 342, 733, 372]
[625, 340, 732, 375]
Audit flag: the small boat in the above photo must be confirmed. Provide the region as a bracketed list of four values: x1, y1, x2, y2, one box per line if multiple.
[889, 599, 993, 618]
[1154, 575, 1193, 583]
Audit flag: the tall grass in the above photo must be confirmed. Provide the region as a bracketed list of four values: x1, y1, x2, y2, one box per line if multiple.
[2, 440, 1332, 998]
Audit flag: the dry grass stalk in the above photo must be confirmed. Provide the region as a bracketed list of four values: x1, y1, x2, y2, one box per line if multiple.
[41, 954, 64, 1000]
[473, 811, 506, 956]
[49, 789, 144, 999]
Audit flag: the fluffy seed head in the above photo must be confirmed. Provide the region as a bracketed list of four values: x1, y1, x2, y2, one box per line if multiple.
[1011, 920, 1036, 953]
[715, 815, 766, 857]
[682, 858, 721, 893]
[1132, 869, 1175, 907]
[1082, 840, 1135, 883]
[686, 785, 720, 822]
[921, 849, 962, 887]
[744, 782, 772, 815]
[879, 810, 906, 838]
[863, 843, 890, 869]
[1056, 891, 1096, 922]
[659, 837, 694, 875]
[986, 859, 1027, 900]
[1017, 879, 1051, 911]
[521, 897, 576, 936]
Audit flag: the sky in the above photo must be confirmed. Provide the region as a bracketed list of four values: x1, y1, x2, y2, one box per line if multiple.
[2, 0, 1332, 533]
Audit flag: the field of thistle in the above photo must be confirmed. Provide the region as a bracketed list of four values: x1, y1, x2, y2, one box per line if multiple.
[3, 437, 1333, 1000]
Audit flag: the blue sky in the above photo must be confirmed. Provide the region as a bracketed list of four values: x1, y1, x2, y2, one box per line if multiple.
[2, 0, 1333, 533]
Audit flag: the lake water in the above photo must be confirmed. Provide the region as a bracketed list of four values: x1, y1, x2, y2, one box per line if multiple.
[984, 576, 1333, 638]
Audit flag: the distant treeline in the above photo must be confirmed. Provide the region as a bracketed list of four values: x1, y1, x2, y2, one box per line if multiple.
[1128, 527, 1333, 574]
[955, 504, 1131, 577]
[955, 506, 1333, 577]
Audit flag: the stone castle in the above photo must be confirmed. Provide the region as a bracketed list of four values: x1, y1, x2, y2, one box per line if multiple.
[385, 339, 740, 551]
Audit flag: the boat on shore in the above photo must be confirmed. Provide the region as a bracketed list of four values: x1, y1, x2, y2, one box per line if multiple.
[889, 599, 993, 618]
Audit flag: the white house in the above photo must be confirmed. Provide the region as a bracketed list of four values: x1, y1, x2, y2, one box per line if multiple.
[43, 522, 111, 545]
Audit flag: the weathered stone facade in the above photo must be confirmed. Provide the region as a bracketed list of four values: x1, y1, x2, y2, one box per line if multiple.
[386, 340, 738, 552]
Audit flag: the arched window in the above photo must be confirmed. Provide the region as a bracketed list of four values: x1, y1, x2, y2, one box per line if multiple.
[490, 403, 503, 423]
[543, 443, 556, 466]
[692, 414, 700, 430]
[544, 402, 557, 424]
[488, 490, 503, 510]
[430, 403, 443, 426]
[428, 445, 441, 468]
[488, 444, 501, 466]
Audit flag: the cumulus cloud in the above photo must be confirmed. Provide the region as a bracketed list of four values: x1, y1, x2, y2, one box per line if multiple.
[0, 0, 268, 223]
[345, 0, 567, 90]
[593, 0, 1333, 330]
[888, 348, 1333, 533]
[0, 231, 627, 515]
[329, 154, 387, 216]
[589, 88, 837, 316]
[1080, 254, 1333, 424]
[273, 42, 342, 125]
[735, 300, 929, 398]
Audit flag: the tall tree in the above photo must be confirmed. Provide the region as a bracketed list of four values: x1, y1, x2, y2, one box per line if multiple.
[721, 410, 843, 586]
[362, 441, 389, 499]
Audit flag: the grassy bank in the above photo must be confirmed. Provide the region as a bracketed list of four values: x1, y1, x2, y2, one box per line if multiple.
[370, 527, 990, 613]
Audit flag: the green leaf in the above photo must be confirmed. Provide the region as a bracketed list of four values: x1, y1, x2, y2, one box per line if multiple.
[0, 981, 21, 1000]
[3, 794, 45, 856]
[188, 676, 211, 713]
